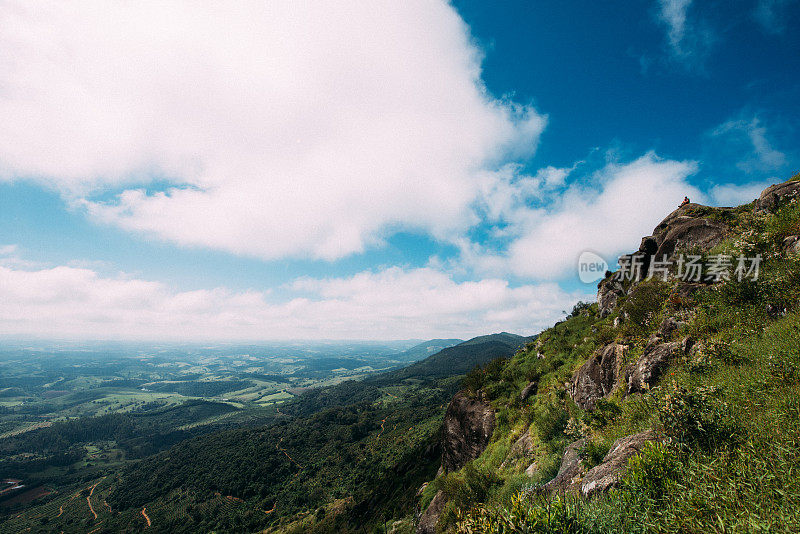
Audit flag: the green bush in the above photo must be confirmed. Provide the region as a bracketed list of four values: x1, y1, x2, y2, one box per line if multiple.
[621, 281, 671, 336]
[532, 396, 568, 447]
[618, 441, 679, 502]
[457, 492, 592, 534]
[579, 439, 610, 470]
[659, 383, 738, 451]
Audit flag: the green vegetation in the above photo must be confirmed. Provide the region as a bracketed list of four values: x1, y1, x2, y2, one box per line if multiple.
[0, 336, 520, 532]
[6, 180, 800, 533]
[444, 179, 800, 533]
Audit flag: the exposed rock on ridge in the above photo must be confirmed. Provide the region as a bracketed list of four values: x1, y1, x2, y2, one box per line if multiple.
[569, 343, 627, 410]
[417, 391, 496, 534]
[756, 180, 800, 212]
[441, 391, 496, 473]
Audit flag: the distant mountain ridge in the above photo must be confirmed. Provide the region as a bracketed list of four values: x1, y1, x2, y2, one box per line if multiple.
[386, 332, 533, 380]
[392, 338, 464, 363]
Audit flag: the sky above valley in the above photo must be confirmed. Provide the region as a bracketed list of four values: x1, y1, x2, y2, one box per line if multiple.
[1, 0, 799, 341]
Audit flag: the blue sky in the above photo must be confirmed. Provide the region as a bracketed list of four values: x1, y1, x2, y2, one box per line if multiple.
[0, 0, 798, 341]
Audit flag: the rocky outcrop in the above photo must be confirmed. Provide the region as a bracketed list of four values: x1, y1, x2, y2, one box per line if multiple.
[417, 391, 496, 533]
[525, 461, 539, 477]
[783, 235, 800, 255]
[441, 391, 496, 472]
[756, 180, 800, 212]
[658, 317, 681, 340]
[578, 430, 658, 497]
[597, 276, 625, 318]
[541, 431, 658, 497]
[417, 491, 447, 534]
[501, 429, 532, 469]
[628, 338, 691, 393]
[569, 344, 627, 410]
[519, 381, 538, 401]
[639, 205, 730, 261]
[540, 438, 586, 493]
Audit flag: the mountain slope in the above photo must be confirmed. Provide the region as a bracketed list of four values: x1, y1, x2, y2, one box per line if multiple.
[80, 332, 530, 533]
[414, 175, 800, 533]
[387, 333, 533, 380]
[393, 339, 464, 363]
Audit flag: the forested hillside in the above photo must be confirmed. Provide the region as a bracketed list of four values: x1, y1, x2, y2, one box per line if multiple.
[0, 333, 528, 533]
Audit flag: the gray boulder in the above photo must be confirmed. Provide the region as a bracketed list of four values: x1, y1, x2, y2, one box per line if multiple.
[628, 340, 682, 394]
[639, 205, 730, 260]
[519, 380, 538, 401]
[597, 276, 625, 317]
[501, 429, 533, 469]
[756, 180, 800, 212]
[783, 235, 800, 255]
[416, 490, 447, 534]
[540, 438, 586, 493]
[579, 430, 658, 497]
[570, 344, 627, 410]
[658, 317, 682, 340]
[441, 391, 496, 473]
[540, 431, 659, 497]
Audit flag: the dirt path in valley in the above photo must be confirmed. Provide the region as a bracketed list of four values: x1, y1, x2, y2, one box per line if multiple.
[86, 481, 102, 521]
[141, 507, 151, 527]
[376, 418, 386, 438]
[276, 438, 303, 469]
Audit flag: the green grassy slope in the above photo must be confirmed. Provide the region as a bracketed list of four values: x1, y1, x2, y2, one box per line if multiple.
[422, 175, 800, 533]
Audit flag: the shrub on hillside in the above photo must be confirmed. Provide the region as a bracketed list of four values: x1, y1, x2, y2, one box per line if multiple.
[659, 383, 738, 451]
[621, 281, 671, 336]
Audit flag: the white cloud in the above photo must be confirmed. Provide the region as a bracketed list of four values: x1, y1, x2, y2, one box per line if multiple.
[463, 153, 702, 279]
[0, 245, 18, 256]
[658, 0, 693, 54]
[655, 0, 713, 67]
[0, 263, 585, 341]
[712, 116, 787, 172]
[0, 1, 545, 261]
[709, 180, 774, 206]
[534, 165, 575, 189]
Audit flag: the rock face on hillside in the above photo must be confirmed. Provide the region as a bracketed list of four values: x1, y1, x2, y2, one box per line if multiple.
[756, 180, 800, 212]
[501, 429, 533, 469]
[569, 343, 628, 410]
[628, 338, 692, 393]
[639, 204, 730, 260]
[417, 391, 496, 533]
[541, 430, 658, 497]
[519, 380, 538, 401]
[597, 276, 625, 318]
[540, 438, 586, 493]
[417, 491, 447, 534]
[441, 391, 496, 472]
[578, 430, 657, 497]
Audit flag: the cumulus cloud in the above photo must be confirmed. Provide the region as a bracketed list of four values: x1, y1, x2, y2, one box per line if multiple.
[463, 153, 703, 279]
[0, 0, 545, 261]
[0, 263, 586, 341]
